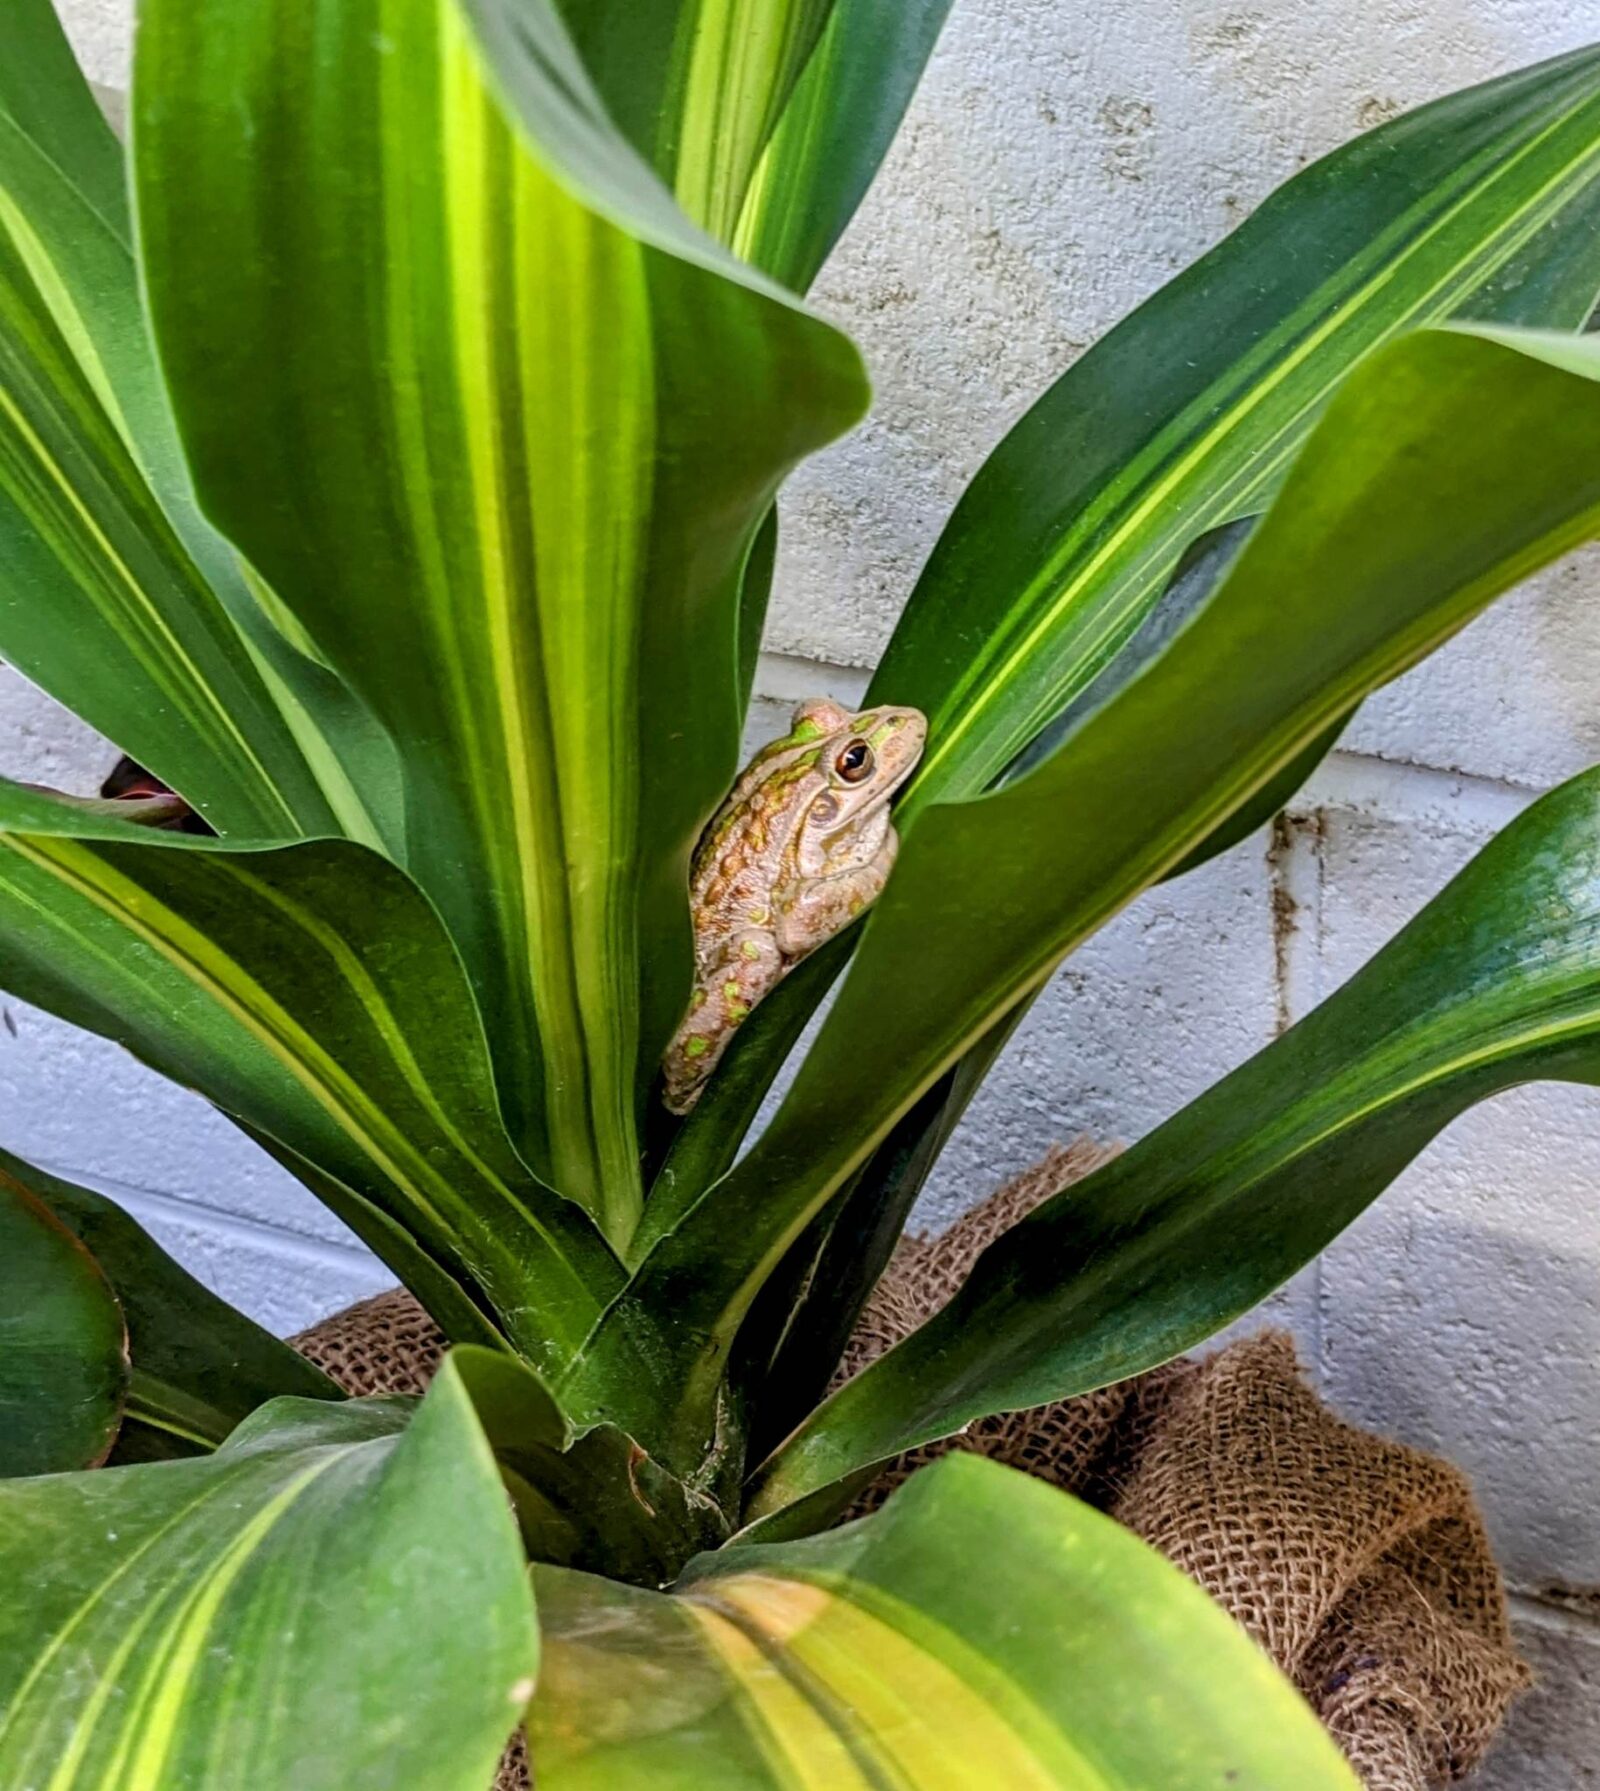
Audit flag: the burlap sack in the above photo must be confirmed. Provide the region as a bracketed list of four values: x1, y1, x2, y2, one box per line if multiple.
[294, 1139, 1529, 1790]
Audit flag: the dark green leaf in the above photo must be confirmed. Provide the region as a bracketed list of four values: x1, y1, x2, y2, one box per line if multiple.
[737, 505, 779, 717]
[0, 784, 620, 1373]
[747, 1004, 1023, 1456]
[570, 325, 1600, 1473]
[0, 1165, 125, 1476]
[727, 0, 956, 291]
[752, 762, 1600, 1520]
[0, 0, 126, 231]
[872, 45, 1600, 821]
[549, 0, 951, 293]
[677, 50, 1600, 1171]
[5, 1149, 339, 1458]
[552, 0, 831, 249]
[0, 0, 396, 844]
[454, 1345, 727, 1585]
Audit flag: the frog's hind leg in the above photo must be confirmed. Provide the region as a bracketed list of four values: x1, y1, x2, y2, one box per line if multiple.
[661, 932, 784, 1113]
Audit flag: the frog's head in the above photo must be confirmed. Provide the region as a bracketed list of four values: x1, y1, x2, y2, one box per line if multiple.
[789, 699, 927, 833]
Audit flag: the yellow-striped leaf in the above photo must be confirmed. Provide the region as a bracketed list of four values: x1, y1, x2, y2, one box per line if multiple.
[666, 46, 1600, 1199]
[753, 761, 1600, 1522]
[134, 0, 867, 1240]
[0, 1361, 538, 1790]
[576, 324, 1600, 1471]
[531, 1454, 1356, 1788]
[558, 0, 832, 248]
[873, 43, 1600, 823]
[0, 0, 397, 845]
[732, 0, 954, 291]
[553, 0, 952, 291]
[0, 782, 620, 1374]
[0, 1166, 126, 1477]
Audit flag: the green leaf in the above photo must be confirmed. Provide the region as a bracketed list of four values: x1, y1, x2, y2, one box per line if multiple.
[552, 0, 832, 249]
[0, 783, 621, 1373]
[134, 0, 866, 1238]
[573, 324, 1600, 1472]
[752, 762, 1600, 1522]
[1, 0, 125, 227]
[454, 1345, 727, 1584]
[0, 0, 395, 844]
[727, 532, 1348, 1412]
[0, 1165, 126, 1476]
[871, 43, 1600, 822]
[530, 1454, 1356, 1788]
[3, 1149, 339, 1459]
[737, 506, 779, 718]
[731, 0, 953, 291]
[997, 515, 1357, 879]
[556, 0, 953, 292]
[0, 1361, 538, 1790]
[746, 1006, 1023, 1457]
[669, 49, 1600, 1184]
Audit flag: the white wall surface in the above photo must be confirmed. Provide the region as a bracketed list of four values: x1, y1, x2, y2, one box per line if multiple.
[23, 1, 1600, 1778]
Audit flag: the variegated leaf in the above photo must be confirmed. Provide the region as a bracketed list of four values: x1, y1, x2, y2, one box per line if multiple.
[752, 760, 1600, 1519]
[0, 0, 396, 844]
[0, 1363, 537, 1790]
[8, 1149, 339, 1461]
[532, 1455, 1356, 1788]
[577, 324, 1600, 1470]
[874, 43, 1600, 820]
[0, 783, 619, 1374]
[554, 0, 952, 291]
[135, 0, 867, 1239]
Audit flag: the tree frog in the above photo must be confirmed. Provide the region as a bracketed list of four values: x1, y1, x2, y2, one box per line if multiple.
[662, 698, 927, 1113]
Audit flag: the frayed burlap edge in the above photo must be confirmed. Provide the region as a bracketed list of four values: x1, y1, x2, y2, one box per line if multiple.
[292, 1139, 1529, 1791]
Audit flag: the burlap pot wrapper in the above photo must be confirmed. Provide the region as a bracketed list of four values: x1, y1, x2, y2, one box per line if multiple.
[293, 1139, 1529, 1791]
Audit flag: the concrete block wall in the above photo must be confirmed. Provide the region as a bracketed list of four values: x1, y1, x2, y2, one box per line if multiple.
[15, 1, 1600, 1779]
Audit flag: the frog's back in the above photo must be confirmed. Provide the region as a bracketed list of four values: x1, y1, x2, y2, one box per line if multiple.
[689, 743, 821, 960]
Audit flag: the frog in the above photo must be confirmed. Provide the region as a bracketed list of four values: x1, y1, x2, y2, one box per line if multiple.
[661, 697, 928, 1114]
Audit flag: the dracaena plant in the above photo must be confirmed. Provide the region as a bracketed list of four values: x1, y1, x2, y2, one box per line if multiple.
[4, 0, 1600, 1783]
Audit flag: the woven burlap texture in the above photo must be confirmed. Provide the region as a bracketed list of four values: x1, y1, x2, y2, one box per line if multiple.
[293, 1138, 1528, 1791]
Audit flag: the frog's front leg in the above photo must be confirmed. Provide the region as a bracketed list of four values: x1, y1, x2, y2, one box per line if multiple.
[661, 930, 785, 1114]
[773, 834, 897, 959]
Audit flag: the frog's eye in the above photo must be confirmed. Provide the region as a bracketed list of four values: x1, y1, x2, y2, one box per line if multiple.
[835, 740, 875, 784]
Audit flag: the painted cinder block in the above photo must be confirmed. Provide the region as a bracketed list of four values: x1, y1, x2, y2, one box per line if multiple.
[1347, 545, 1600, 794]
[1477, 1606, 1600, 1790]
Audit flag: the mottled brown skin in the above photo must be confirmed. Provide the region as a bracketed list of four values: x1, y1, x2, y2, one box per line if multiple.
[662, 698, 927, 1113]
